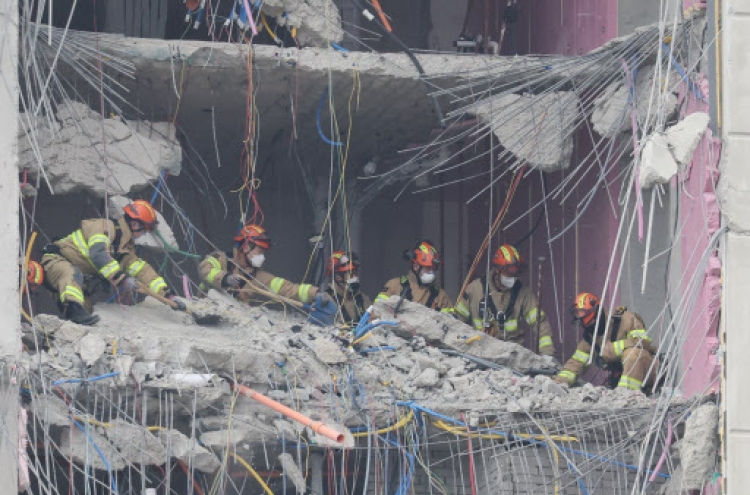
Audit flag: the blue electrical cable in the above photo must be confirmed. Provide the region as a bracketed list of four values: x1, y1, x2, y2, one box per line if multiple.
[150, 170, 166, 205]
[316, 88, 343, 146]
[661, 42, 707, 103]
[331, 42, 349, 53]
[53, 372, 120, 386]
[73, 419, 118, 493]
[568, 461, 591, 495]
[359, 346, 396, 353]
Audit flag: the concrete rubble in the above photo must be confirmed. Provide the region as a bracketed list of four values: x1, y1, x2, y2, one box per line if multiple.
[663, 402, 720, 492]
[22, 291, 676, 472]
[17, 99, 181, 197]
[469, 92, 579, 171]
[639, 112, 710, 188]
[261, 0, 343, 47]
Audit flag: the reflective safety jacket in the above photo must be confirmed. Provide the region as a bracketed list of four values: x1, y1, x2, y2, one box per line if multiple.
[54, 217, 169, 295]
[326, 283, 372, 326]
[457, 277, 555, 356]
[199, 250, 317, 304]
[556, 309, 657, 387]
[376, 271, 454, 313]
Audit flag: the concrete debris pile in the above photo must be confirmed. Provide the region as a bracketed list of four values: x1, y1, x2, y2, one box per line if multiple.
[17, 99, 181, 197]
[23, 293, 665, 471]
[469, 92, 579, 171]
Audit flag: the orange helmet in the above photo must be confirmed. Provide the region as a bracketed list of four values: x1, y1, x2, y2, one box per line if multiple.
[24, 261, 44, 291]
[123, 200, 159, 231]
[571, 292, 600, 327]
[234, 224, 272, 250]
[407, 240, 442, 268]
[327, 251, 360, 276]
[492, 244, 524, 275]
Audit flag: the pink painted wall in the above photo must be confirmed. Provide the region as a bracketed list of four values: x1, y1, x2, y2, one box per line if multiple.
[678, 86, 722, 396]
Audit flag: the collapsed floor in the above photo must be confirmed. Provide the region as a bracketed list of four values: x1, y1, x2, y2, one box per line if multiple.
[20, 292, 717, 494]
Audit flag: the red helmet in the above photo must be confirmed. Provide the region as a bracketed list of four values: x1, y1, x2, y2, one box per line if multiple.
[327, 251, 360, 276]
[492, 244, 524, 275]
[408, 241, 441, 268]
[123, 200, 159, 231]
[25, 261, 44, 291]
[571, 292, 600, 327]
[234, 224, 271, 250]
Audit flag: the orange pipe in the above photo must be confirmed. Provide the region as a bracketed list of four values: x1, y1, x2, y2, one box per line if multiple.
[370, 0, 393, 32]
[232, 383, 345, 443]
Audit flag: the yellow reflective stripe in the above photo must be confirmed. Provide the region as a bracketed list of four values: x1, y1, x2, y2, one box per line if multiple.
[526, 308, 544, 325]
[87, 233, 110, 247]
[503, 319, 518, 331]
[572, 350, 590, 363]
[61, 286, 85, 304]
[298, 284, 312, 304]
[127, 260, 146, 277]
[539, 336, 553, 348]
[617, 375, 643, 390]
[455, 301, 470, 318]
[99, 259, 121, 278]
[440, 307, 455, 314]
[69, 230, 91, 260]
[613, 340, 625, 358]
[269, 277, 285, 294]
[205, 257, 223, 284]
[627, 329, 651, 342]
[472, 319, 484, 330]
[376, 293, 390, 301]
[149, 277, 167, 293]
[557, 370, 577, 385]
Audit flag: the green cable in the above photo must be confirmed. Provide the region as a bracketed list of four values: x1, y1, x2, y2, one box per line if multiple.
[156, 230, 201, 259]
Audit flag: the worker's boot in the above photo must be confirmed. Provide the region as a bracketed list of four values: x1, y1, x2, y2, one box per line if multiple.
[65, 302, 100, 326]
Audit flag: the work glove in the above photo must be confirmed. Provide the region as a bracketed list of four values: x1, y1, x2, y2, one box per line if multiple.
[223, 274, 242, 289]
[116, 277, 139, 305]
[305, 293, 337, 327]
[540, 355, 562, 371]
[166, 292, 187, 312]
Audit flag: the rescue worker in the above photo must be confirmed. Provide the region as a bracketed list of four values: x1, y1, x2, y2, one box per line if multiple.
[376, 240, 453, 313]
[22, 260, 44, 294]
[456, 244, 556, 358]
[553, 292, 657, 391]
[199, 223, 334, 316]
[41, 200, 182, 326]
[324, 251, 372, 326]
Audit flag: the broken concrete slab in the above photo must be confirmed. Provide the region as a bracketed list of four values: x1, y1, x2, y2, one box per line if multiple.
[313, 338, 348, 365]
[76, 333, 107, 366]
[639, 132, 679, 188]
[60, 425, 127, 471]
[18, 99, 181, 197]
[469, 92, 578, 171]
[679, 402, 719, 489]
[158, 429, 221, 473]
[664, 112, 710, 166]
[278, 453, 306, 494]
[104, 419, 166, 465]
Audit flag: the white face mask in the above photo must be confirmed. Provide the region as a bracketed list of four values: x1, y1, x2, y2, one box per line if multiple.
[500, 274, 516, 288]
[420, 272, 436, 285]
[249, 254, 265, 268]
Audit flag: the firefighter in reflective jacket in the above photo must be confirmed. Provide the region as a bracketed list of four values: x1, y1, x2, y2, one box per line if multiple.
[41, 200, 179, 326]
[199, 223, 332, 307]
[456, 244, 556, 357]
[325, 251, 372, 326]
[554, 292, 658, 391]
[376, 240, 453, 313]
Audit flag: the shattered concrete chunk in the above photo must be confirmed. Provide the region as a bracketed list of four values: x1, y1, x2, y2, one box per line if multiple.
[413, 368, 440, 388]
[18, 99, 181, 197]
[55, 322, 88, 343]
[469, 92, 578, 171]
[639, 133, 678, 188]
[313, 338, 347, 365]
[76, 333, 107, 366]
[664, 112, 710, 166]
[679, 403, 719, 489]
[60, 425, 127, 471]
[158, 430, 221, 473]
[200, 429, 252, 449]
[261, 0, 343, 47]
[105, 419, 166, 465]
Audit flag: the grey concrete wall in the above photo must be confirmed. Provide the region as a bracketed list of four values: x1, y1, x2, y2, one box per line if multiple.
[618, 0, 665, 37]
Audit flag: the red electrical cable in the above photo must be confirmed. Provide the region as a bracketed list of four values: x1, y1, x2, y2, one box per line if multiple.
[461, 414, 478, 495]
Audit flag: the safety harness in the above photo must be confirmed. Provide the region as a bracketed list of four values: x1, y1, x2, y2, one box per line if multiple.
[478, 276, 522, 330]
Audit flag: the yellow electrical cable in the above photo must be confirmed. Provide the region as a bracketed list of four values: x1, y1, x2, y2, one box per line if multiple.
[432, 420, 578, 443]
[291, 27, 297, 38]
[74, 417, 168, 432]
[260, 13, 282, 44]
[350, 332, 372, 346]
[544, 427, 561, 495]
[229, 452, 275, 495]
[351, 409, 414, 437]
